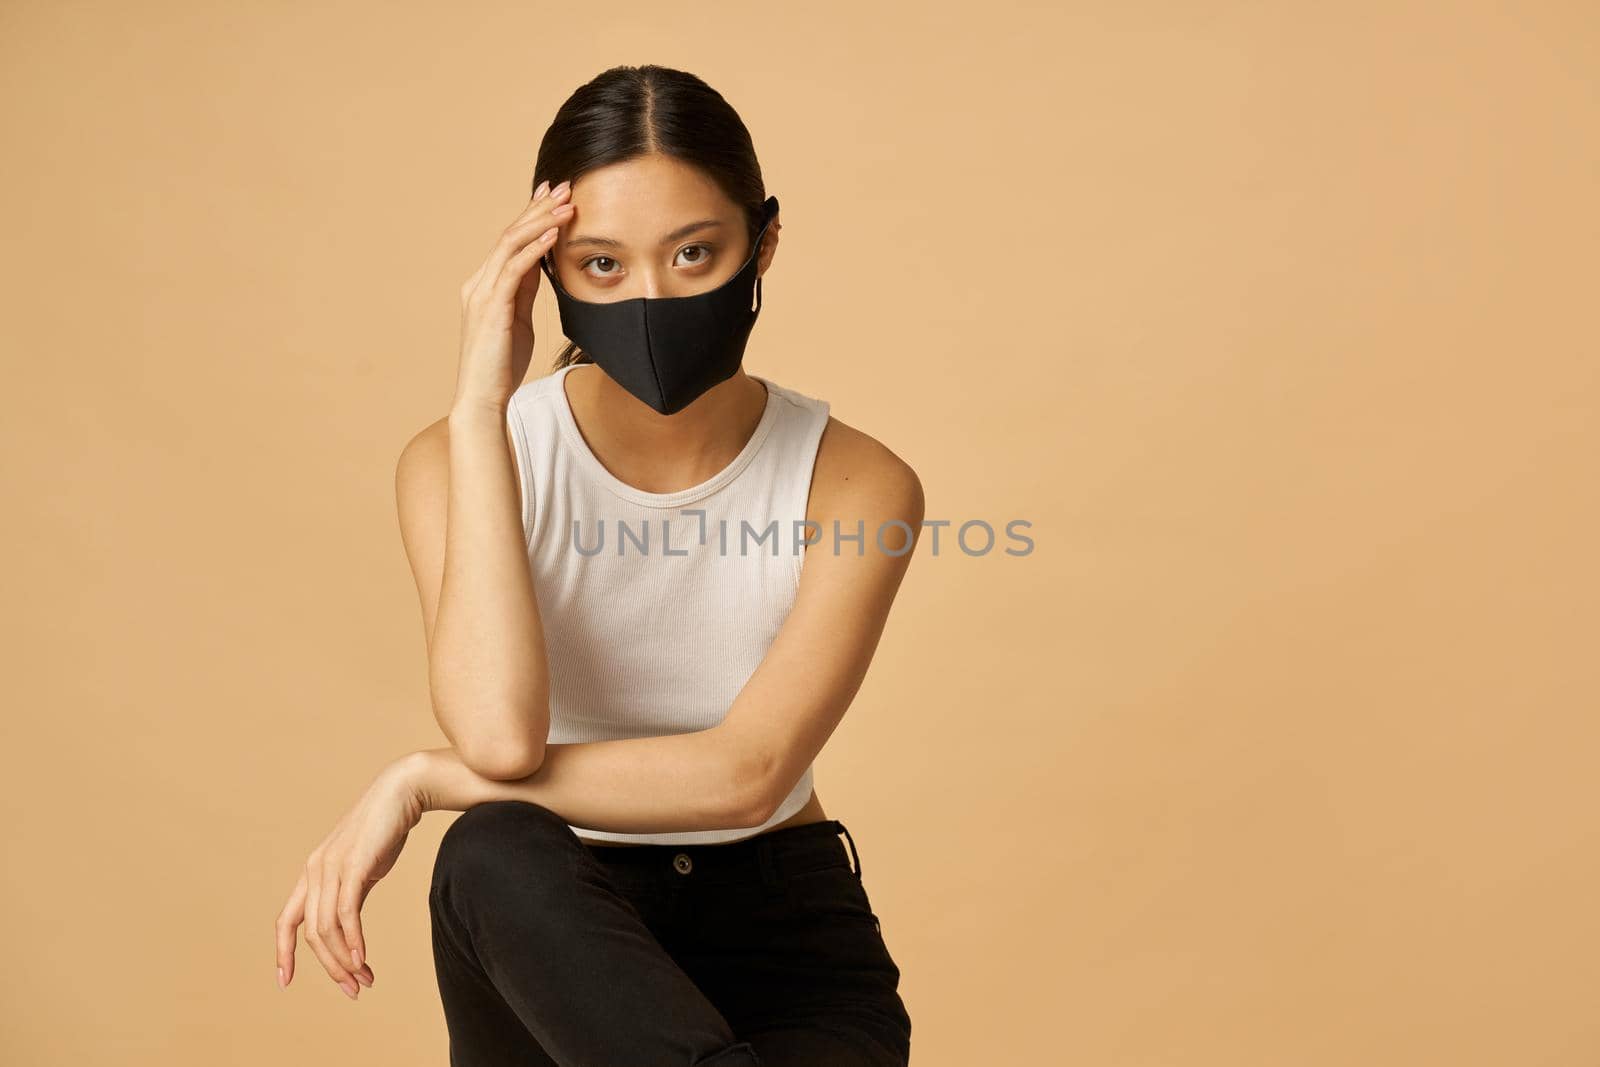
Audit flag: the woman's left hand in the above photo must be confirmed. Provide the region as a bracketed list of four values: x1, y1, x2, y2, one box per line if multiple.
[274, 754, 427, 998]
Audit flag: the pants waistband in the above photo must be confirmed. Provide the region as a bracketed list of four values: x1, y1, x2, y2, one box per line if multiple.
[580, 817, 863, 883]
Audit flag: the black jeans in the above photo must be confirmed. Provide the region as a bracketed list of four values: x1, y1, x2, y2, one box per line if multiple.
[428, 800, 913, 1066]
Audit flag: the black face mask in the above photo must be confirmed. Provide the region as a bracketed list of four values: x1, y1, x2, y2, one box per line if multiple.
[539, 195, 779, 416]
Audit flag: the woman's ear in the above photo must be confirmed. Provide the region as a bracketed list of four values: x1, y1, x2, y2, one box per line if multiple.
[758, 215, 781, 274]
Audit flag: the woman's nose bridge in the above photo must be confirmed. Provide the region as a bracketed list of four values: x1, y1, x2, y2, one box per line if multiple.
[636, 265, 675, 300]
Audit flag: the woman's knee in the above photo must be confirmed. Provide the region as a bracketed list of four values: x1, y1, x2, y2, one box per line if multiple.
[430, 800, 578, 899]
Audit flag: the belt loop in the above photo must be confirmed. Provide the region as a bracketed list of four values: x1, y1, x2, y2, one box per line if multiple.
[834, 819, 862, 881]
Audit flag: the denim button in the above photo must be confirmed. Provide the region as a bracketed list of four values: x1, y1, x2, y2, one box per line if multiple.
[672, 852, 693, 874]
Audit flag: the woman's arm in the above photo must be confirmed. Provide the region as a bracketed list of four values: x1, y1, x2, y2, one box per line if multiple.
[393, 184, 574, 780]
[399, 730, 765, 832]
[396, 411, 550, 780]
[714, 418, 925, 819]
[397, 416, 925, 834]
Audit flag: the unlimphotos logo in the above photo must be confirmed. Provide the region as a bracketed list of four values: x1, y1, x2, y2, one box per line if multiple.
[564, 508, 1035, 558]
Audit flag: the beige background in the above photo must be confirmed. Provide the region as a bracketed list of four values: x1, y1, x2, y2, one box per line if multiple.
[3, 1, 1597, 1063]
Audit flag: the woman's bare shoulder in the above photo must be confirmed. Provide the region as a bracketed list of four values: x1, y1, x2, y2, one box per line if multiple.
[807, 413, 924, 524]
[394, 412, 519, 497]
[395, 416, 451, 514]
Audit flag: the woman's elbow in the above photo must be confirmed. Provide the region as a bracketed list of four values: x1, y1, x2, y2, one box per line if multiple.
[457, 736, 546, 780]
[432, 687, 549, 780]
[723, 746, 781, 828]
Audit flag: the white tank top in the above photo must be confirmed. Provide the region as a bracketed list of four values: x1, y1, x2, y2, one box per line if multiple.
[504, 363, 832, 844]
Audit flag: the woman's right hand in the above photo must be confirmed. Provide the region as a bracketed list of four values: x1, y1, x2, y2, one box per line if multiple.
[452, 179, 574, 415]
[274, 756, 428, 999]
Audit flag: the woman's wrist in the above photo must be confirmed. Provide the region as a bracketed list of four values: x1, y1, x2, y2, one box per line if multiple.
[391, 747, 494, 814]
[448, 394, 509, 425]
[376, 750, 433, 818]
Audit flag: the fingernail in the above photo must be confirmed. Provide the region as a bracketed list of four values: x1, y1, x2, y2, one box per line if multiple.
[555, 180, 571, 195]
[343, 980, 358, 999]
[535, 180, 549, 197]
[354, 968, 373, 987]
[351, 947, 362, 969]
[277, 966, 285, 990]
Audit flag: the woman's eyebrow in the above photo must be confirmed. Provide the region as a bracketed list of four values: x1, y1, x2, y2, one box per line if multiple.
[565, 219, 725, 251]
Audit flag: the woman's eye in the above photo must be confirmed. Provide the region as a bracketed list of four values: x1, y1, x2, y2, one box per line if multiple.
[579, 245, 712, 281]
[676, 244, 711, 266]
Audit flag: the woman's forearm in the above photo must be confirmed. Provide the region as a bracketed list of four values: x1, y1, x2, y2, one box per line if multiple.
[402, 727, 770, 835]
[429, 403, 550, 777]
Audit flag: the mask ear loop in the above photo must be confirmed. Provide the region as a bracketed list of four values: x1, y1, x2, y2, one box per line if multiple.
[751, 196, 778, 313]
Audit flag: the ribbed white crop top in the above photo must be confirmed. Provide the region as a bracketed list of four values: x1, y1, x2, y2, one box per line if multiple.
[503, 364, 833, 844]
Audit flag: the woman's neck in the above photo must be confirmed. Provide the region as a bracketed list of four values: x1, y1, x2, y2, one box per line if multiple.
[561, 363, 769, 495]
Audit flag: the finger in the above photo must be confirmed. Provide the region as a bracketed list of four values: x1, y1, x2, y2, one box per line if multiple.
[500, 227, 562, 311]
[470, 183, 567, 294]
[467, 185, 573, 307]
[322, 859, 375, 987]
[337, 869, 375, 987]
[275, 874, 308, 989]
[463, 211, 560, 310]
[305, 858, 359, 1000]
[523, 177, 563, 215]
[460, 182, 557, 304]
[317, 857, 365, 995]
[488, 195, 571, 295]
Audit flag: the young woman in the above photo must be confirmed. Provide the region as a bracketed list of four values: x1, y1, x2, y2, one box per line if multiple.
[274, 64, 924, 1067]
